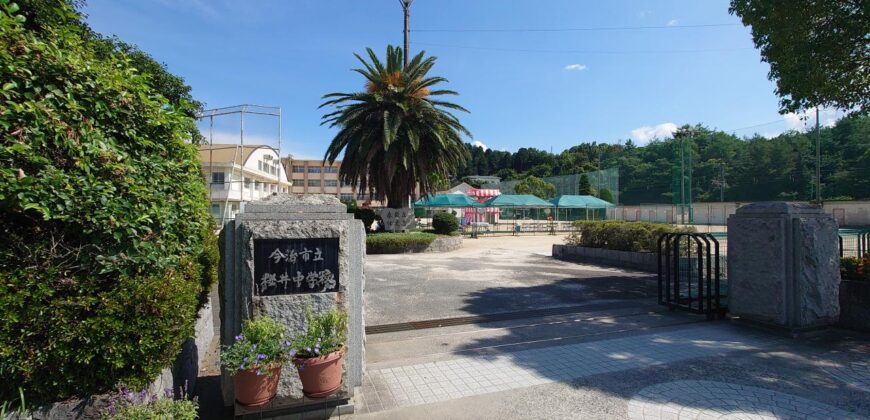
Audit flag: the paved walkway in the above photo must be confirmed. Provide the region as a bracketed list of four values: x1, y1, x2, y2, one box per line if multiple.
[354, 236, 870, 419]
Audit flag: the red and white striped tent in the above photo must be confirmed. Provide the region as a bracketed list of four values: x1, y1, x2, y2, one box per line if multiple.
[464, 188, 501, 223]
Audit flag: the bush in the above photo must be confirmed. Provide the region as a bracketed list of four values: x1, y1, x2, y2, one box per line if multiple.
[366, 232, 437, 254]
[565, 220, 695, 252]
[0, 2, 217, 404]
[432, 212, 459, 235]
[103, 387, 198, 420]
[841, 255, 870, 281]
[354, 208, 382, 232]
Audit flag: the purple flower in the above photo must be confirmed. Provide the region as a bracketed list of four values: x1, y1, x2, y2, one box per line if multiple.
[317, 337, 322, 342]
[257, 354, 266, 360]
[251, 343, 257, 350]
[288, 349, 297, 357]
[314, 348, 321, 355]
[240, 363, 246, 370]
[235, 334, 244, 342]
[306, 347, 312, 352]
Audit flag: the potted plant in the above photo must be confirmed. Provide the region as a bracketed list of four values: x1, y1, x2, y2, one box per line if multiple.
[221, 316, 292, 406]
[290, 308, 348, 398]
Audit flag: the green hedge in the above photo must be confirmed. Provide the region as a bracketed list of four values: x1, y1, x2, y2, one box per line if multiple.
[841, 255, 870, 281]
[366, 232, 438, 254]
[0, 2, 217, 404]
[432, 212, 459, 235]
[565, 220, 695, 252]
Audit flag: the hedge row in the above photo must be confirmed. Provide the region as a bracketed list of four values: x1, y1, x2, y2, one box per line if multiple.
[565, 220, 695, 252]
[366, 232, 438, 254]
[0, 1, 216, 404]
[841, 255, 870, 281]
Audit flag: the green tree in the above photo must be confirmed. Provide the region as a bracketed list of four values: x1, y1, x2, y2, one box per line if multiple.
[515, 176, 557, 199]
[730, 0, 869, 114]
[599, 188, 615, 203]
[0, 0, 216, 403]
[321, 46, 471, 208]
[578, 174, 595, 195]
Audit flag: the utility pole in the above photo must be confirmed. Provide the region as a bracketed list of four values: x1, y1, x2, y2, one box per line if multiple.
[680, 136, 685, 224]
[720, 163, 725, 202]
[400, 0, 413, 67]
[815, 107, 821, 204]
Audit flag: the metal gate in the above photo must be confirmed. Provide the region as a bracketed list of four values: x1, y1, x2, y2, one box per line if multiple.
[657, 233, 727, 319]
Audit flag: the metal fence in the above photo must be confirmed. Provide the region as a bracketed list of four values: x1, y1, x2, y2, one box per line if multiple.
[839, 228, 869, 258]
[657, 233, 727, 320]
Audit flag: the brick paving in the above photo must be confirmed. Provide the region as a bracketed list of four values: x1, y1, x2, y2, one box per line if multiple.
[359, 324, 777, 413]
[626, 380, 867, 420]
[821, 359, 870, 393]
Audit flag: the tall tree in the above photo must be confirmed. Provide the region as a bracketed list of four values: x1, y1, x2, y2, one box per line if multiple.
[321, 46, 471, 208]
[730, 0, 869, 114]
[578, 174, 594, 195]
[515, 176, 557, 199]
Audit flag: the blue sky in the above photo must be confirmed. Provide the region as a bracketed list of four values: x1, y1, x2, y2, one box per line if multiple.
[85, 0, 839, 159]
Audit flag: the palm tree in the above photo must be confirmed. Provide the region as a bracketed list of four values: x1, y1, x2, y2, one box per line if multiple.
[321, 45, 471, 208]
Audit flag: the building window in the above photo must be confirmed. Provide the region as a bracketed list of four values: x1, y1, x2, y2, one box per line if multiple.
[307, 166, 321, 174]
[254, 181, 261, 191]
[211, 172, 225, 185]
[293, 178, 304, 185]
[210, 203, 220, 216]
[271, 165, 277, 176]
[292, 165, 305, 173]
[308, 179, 321, 187]
[258, 161, 263, 171]
[244, 177, 252, 189]
[340, 193, 354, 201]
[325, 166, 339, 174]
[325, 180, 338, 187]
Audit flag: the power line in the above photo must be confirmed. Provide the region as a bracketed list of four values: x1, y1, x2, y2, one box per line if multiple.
[413, 23, 738, 33]
[414, 41, 753, 55]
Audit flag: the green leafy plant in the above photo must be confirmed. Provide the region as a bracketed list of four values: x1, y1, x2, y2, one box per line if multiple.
[0, 1, 217, 404]
[366, 232, 437, 254]
[432, 212, 459, 235]
[840, 255, 870, 281]
[221, 316, 291, 375]
[291, 308, 347, 360]
[102, 386, 198, 420]
[566, 221, 695, 252]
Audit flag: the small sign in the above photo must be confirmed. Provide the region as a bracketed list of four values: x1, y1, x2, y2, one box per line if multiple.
[253, 238, 339, 296]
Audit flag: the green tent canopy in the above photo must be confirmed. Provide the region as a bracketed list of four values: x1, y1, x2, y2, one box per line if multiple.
[414, 193, 480, 207]
[482, 194, 555, 208]
[550, 195, 616, 208]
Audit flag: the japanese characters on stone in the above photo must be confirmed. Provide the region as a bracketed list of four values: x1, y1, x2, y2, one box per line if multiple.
[253, 238, 340, 296]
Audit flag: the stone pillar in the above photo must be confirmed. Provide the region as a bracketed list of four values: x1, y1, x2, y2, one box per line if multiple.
[219, 194, 365, 414]
[727, 202, 839, 332]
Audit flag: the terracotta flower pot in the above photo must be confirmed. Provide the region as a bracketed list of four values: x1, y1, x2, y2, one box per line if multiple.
[234, 365, 282, 407]
[294, 350, 344, 398]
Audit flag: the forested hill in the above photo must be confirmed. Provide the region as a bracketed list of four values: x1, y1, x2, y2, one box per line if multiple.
[456, 115, 870, 205]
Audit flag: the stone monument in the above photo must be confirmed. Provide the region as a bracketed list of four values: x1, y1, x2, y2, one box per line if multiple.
[219, 194, 364, 417]
[727, 202, 839, 332]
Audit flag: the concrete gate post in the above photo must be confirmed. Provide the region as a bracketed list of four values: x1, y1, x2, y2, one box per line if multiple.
[219, 194, 365, 416]
[727, 202, 839, 332]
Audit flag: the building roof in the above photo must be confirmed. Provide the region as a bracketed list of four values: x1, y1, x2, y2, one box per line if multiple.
[550, 195, 616, 208]
[198, 144, 278, 165]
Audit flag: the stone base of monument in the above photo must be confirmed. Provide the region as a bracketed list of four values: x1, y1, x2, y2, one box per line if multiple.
[234, 390, 355, 419]
[220, 194, 365, 418]
[727, 202, 840, 334]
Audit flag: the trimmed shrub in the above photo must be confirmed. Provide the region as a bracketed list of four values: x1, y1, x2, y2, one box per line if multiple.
[432, 212, 459, 235]
[841, 255, 870, 281]
[366, 232, 437, 254]
[354, 208, 382, 232]
[0, 2, 217, 404]
[565, 220, 695, 252]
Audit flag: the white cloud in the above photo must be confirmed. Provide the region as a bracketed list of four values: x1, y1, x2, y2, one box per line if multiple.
[637, 10, 652, 18]
[471, 140, 489, 151]
[783, 107, 839, 131]
[630, 122, 678, 144]
[564, 64, 587, 71]
[666, 19, 679, 26]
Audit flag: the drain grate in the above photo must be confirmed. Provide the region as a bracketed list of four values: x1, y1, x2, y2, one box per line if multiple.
[365, 302, 658, 335]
